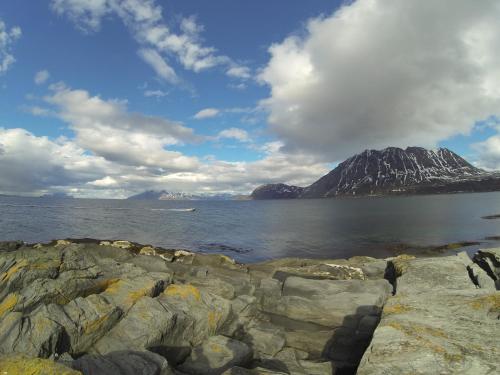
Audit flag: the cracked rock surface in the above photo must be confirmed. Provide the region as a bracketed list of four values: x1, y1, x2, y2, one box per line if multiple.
[0, 240, 498, 375]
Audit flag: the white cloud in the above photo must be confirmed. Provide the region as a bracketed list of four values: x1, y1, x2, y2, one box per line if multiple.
[87, 175, 118, 187]
[259, 0, 500, 161]
[473, 135, 500, 170]
[226, 65, 251, 80]
[25, 106, 53, 117]
[51, 0, 110, 33]
[51, 0, 250, 80]
[45, 83, 201, 171]
[0, 125, 328, 197]
[0, 20, 22, 74]
[138, 48, 178, 83]
[0, 128, 112, 194]
[194, 108, 219, 120]
[144, 89, 167, 98]
[217, 128, 250, 143]
[34, 70, 51, 85]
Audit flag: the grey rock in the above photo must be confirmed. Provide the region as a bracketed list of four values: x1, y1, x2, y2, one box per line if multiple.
[178, 335, 252, 375]
[92, 296, 175, 355]
[0, 309, 63, 357]
[241, 324, 285, 357]
[71, 350, 174, 375]
[262, 277, 391, 328]
[357, 254, 500, 375]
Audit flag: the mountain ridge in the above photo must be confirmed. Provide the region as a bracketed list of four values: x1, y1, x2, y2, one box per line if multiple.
[127, 190, 237, 201]
[251, 146, 500, 199]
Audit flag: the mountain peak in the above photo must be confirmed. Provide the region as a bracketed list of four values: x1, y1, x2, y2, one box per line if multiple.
[252, 146, 491, 199]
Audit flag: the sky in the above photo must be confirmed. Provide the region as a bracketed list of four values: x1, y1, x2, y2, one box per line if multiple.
[0, 0, 499, 198]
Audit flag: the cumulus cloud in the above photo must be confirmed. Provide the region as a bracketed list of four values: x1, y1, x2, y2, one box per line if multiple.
[217, 128, 250, 143]
[0, 20, 22, 74]
[50, 0, 250, 80]
[472, 119, 500, 170]
[1, 86, 329, 196]
[0, 125, 328, 197]
[44, 83, 201, 172]
[194, 108, 219, 120]
[0, 128, 112, 194]
[473, 135, 500, 170]
[259, 0, 500, 162]
[34, 70, 51, 85]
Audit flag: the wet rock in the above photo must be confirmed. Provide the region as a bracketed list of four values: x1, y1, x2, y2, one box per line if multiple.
[178, 335, 252, 375]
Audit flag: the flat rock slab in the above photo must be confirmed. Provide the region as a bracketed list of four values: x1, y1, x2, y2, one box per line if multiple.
[358, 253, 500, 375]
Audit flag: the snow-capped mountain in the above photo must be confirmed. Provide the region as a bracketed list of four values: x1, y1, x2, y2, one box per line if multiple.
[252, 147, 500, 199]
[127, 190, 235, 200]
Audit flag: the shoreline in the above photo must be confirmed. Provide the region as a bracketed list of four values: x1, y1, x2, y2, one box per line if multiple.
[0, 239, 498, 374]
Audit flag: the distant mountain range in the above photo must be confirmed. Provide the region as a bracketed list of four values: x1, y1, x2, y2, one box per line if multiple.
[127, 190, 241, 201]
[251, 147, 500, 199]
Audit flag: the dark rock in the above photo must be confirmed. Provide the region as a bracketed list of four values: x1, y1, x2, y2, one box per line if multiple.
[71, 350, 174, 375]
[250, 184, 304, 200]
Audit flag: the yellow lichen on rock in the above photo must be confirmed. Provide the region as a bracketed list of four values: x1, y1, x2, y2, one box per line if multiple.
[111, 241, 133, 249]
[164, 284, 201, 302]
[139, 246, 156, 256]
[103, 279, 125, 295]
[55, 240, 72, 247]
[208, 310, 222, 332]
[0, 293, 18, 318]
[83, 314, 110, 335]
[468, 293, 500, 311]
[0, 354, 81, 375]
[126, 282, 157, 305]
[391, 254, 416, 276]
[383, 303, 413, 316]
[1, 259, 29, 282]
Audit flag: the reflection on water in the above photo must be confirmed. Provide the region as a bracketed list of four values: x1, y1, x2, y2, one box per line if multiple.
[0, 192, 500, 262]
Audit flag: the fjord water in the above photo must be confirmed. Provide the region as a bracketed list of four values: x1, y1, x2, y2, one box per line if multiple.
[1, 192, 500, 262]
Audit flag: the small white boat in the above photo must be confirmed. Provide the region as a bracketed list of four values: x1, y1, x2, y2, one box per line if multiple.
[168, 208, 196, 212]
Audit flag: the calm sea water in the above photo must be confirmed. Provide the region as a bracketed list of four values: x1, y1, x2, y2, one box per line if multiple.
[1, 193, 500, 262]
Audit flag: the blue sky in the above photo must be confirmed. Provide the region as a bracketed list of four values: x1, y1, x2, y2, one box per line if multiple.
[0, 0, 499, 197]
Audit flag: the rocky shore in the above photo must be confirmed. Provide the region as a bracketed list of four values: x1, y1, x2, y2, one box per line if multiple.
[0, 240, 498, 374]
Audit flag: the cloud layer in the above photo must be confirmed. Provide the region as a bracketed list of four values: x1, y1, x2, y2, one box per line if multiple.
[0, 19, 21, 74]
[259, 0, 500, 161]
[0, 84, 328, 197]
